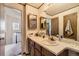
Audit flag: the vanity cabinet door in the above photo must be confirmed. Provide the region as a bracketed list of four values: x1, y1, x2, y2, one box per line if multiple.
[76, 53, 79, 56]
[42, 47, 55, 56]
[34, 43, 42, 56]
[28, 38, 34, 56]
[68, 49, 79, 56]
[28, 38, 30, 52]
[58, 49, 68, 56]
[35, 43, 41, 52]
[34, 49, 41, 56]
[51, 17, 59, 36]
[28, 38, 69, 56]
[30, 45, 34, 56]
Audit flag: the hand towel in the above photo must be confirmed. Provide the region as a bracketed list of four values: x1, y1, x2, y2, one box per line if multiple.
[65, 19, 73, 36]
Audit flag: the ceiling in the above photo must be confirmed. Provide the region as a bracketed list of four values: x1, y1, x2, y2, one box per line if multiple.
[20, 3, 43, 9]
[44, 3, 79, 16]
[20, 3, 79, 16]
[27, 3, 43, 9]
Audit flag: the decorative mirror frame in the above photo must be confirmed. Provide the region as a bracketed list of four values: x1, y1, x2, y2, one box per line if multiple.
[40, 17, 47, 30]
[28, 14, 37, 30]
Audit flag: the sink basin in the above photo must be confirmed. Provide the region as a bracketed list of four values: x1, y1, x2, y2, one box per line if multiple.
[42, 40, 58, 46]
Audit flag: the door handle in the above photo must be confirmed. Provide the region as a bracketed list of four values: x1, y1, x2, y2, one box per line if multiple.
[0, 38, 4, 40]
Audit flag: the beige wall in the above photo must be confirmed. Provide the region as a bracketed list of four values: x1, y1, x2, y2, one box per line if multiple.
[25, 5, 39, 53]
[52, 6, 79, 41]
[26, 5, 39, 35]
[25, 4, 52, 36]
[25, 4, 52, 53]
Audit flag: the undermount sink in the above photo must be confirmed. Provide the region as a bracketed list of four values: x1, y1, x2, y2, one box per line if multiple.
[42, 40, 58, 46]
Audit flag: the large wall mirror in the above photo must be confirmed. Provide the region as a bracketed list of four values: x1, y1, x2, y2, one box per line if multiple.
[51, 17, 59, 36]
[28, 14, 37, 30]
[63, 13, 77, 40]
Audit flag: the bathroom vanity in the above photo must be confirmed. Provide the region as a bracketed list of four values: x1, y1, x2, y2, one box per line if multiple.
[28, 37, 68, 56]
[27, 35, 79, 56]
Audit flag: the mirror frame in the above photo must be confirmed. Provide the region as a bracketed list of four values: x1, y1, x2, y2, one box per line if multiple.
[40, 17, 47, 30]
[28, 14, 37, 30]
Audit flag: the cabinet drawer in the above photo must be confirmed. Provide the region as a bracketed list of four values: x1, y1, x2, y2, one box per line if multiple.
[28, 38, 34, 46]
[35, 43, 41, 52]
[28, 38, 34, 54]
[30, 46, 34, 56]
[28, 38, 30, 52]
[34, 49, 41, 56]
[76, 53, 79, 56]
[58, 49, 68, 56]
[42, 47, 55, 56]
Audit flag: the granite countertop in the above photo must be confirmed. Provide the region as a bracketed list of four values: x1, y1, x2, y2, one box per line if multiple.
[28, 35, 79, 55]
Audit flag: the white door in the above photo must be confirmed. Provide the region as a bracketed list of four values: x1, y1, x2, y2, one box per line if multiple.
[4, 6, 22, 56]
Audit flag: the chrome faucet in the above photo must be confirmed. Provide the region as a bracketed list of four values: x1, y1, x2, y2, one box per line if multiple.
[56, 34, 63, 41]
[59, 35, 63, 41]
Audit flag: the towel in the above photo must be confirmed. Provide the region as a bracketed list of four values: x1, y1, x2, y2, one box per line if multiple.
[65, 19, 73, 36]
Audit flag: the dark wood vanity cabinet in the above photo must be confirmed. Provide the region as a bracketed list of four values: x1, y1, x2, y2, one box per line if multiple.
[68, 49, 79, 56]
[34, 49, 41, 56]
[58, 50, 68, 56]
[28, 38, 68, 56]
[34, 43, 42, 56]
[28, 38, 35, 56]
[28, 38, 42, 56]
[42, 47, 55, 56]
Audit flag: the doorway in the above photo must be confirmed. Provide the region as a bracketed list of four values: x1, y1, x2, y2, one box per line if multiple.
[0, 4, 22, 56]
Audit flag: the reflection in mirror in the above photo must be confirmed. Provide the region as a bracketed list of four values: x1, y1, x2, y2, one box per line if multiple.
[64, 13, 77, 40]
[51, 17, 59, 36]
[40, 17, 51, 36]
[40, 17, 47, 29]
[46, 18, 51, 36]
